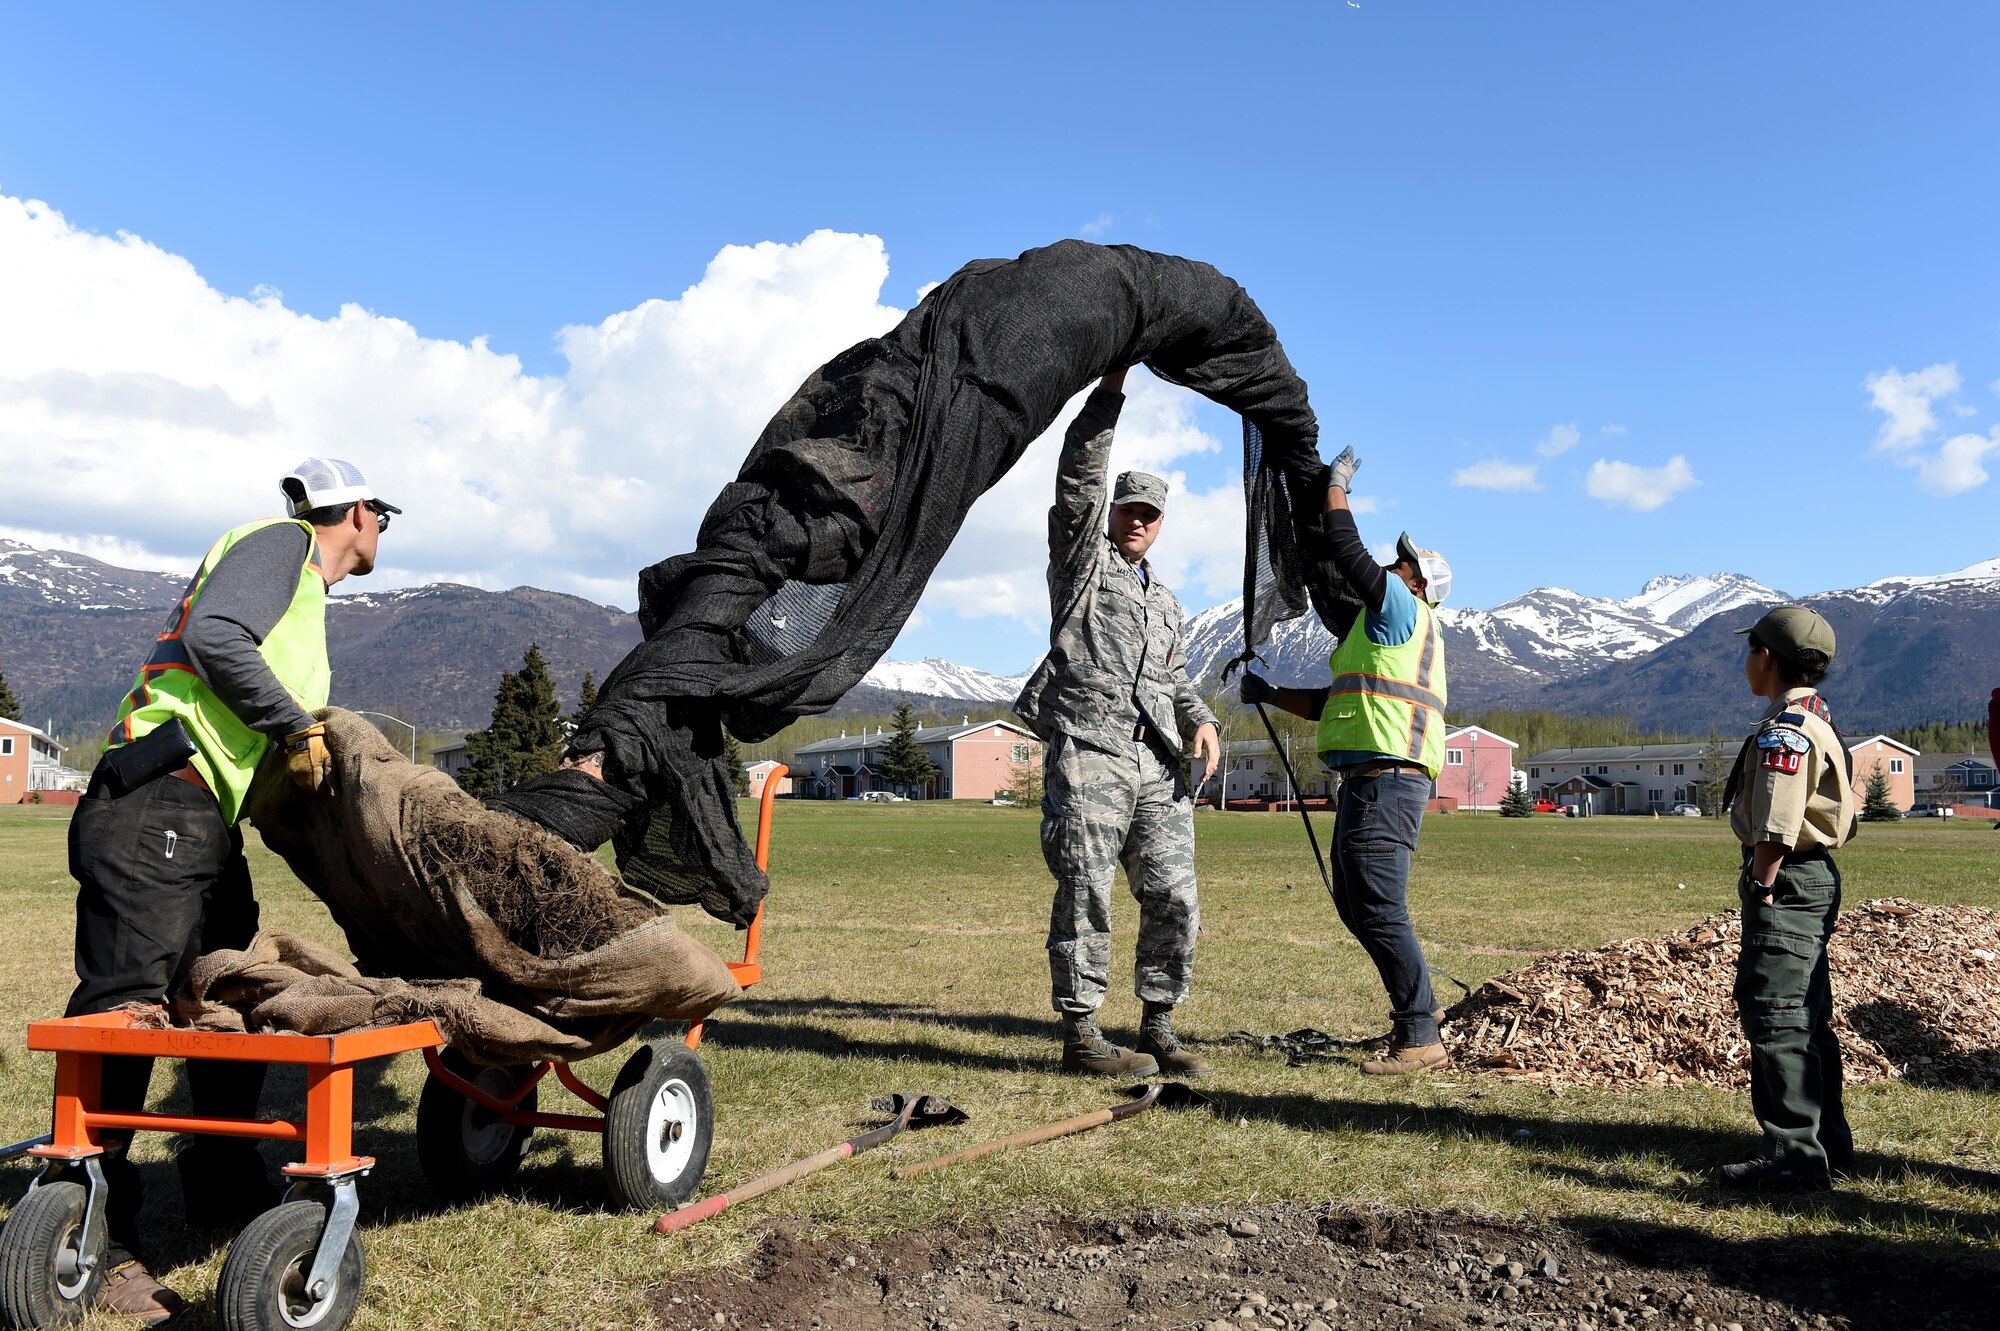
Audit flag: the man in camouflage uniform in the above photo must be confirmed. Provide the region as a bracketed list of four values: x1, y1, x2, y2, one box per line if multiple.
[1015, 368, 1222, 1078]
[1718, 604, 1858, 1192]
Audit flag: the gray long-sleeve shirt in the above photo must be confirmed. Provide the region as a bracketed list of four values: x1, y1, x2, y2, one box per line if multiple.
[179, 523, 320, 738]
[1013, 385, 1218, 756]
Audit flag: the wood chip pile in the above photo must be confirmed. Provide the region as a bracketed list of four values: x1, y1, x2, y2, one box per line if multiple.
[1443, 898, 2000, 1090]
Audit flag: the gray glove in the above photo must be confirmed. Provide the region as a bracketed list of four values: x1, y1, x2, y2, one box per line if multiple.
[1239, 673, 1277, 706]
[1329, 445, 1362, 494]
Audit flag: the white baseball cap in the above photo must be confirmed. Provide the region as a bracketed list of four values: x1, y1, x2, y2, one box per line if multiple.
[280, 457, 401, 519]
[1395, 531, 1452, 606]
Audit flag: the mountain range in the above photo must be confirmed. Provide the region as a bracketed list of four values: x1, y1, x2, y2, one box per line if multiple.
[2, 537, 1994, 741]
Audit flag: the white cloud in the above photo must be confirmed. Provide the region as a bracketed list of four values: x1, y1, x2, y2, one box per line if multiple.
[1451, 460, 1543, 492]
[0, 194, 905, 605]
[1864, 362, 1960, 452]
[1348, 494, 1380, 514]
[1914, 427, 2000, 496]
[1533, 422, 1580, 458]
[1584, 455, 1698, 511]
[1078, 212, 1114, 238]
[1600, 423, 1627, 436]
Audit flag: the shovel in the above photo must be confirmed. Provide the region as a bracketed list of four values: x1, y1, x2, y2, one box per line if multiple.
[656, 1092, 966, 1234]
[891, 1082, 1210, 1179]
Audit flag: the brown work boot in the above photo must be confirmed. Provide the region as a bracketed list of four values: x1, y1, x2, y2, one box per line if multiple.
[1060, 1015, 1160, 1078]
[1137, 1003, 1211, 1079]
[1361, 1042, 1450, 1076]
[98, 1259, 185, 1326]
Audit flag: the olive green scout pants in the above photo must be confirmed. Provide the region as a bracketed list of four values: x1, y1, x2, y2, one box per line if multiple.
[1734, 847, 1854, 1175]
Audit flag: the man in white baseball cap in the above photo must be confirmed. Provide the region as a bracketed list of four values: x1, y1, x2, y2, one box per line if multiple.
[59, 457, 396, 1321]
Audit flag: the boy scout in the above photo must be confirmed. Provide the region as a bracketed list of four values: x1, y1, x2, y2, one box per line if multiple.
[1014, 368, 1222, 1078]
[1718, 604, 1857, 1191]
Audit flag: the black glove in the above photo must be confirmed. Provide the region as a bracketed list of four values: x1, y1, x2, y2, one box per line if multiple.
[1239, 673, 1277, 706]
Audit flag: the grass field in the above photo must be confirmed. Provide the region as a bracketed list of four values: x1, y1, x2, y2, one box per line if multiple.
[2, 800, 1997, 1328]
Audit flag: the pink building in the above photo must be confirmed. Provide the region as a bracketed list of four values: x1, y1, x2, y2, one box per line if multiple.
[791, 718, 1040, 801]
[745, 759, 792, 801]
[1435, 725, 1520, 811]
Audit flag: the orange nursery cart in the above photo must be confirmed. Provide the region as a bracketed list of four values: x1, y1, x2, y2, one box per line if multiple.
[0, 767, 785, 1331]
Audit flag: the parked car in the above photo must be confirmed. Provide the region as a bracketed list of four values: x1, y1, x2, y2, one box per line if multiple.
[1670, 803, 1702, 817]
[858, 790, 907, 803]
[1905, 805, 1956, 818]
[1532, 799, 1560, 813]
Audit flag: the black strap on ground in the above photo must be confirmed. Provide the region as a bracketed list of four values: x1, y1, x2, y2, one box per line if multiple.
[1253, 699, 1332, 893]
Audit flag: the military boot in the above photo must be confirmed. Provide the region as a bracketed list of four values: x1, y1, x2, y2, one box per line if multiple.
[1136, 1002, 1210, 1079]
[1060, 1015, 1160, 1078]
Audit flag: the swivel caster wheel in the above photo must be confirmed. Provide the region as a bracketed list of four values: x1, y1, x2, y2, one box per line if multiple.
[217, 1199, 364, 1331]
[602, 1040, 713, 1210]
[0, 1178, 105, 1328]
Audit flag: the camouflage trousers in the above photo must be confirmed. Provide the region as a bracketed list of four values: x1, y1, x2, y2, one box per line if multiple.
[1041, 731, 1199, 1016]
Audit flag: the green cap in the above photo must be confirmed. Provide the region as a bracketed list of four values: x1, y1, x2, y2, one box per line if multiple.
[1736, 604, 1837, 666]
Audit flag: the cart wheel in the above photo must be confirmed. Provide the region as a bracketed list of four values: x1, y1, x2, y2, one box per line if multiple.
[0, 1181, 103, 1328]
[416, 1051, 538, 1201]
[602, 1041, 713, 1211]
[217, 1200, 363, 1331]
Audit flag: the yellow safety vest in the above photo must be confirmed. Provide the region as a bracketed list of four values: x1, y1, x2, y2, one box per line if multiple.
[1316, 597, 1449, 779]
[108, 518, 330, 823]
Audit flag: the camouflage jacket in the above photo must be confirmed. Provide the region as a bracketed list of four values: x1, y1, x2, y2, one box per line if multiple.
[1013, 385, 1218, 756]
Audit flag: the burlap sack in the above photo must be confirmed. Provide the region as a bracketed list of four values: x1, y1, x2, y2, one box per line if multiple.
[234, 708, 740, 1063]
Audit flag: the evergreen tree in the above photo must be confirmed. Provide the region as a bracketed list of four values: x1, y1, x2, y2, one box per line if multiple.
[457, 643, 568, 796]
[457, 670, 520, 797]
[1499, 780, 1537, 818]
[1007, 746, 1046, 807]
[1861, 768, 1901, 822]
[0, 669, 20, 722]
[571, 671, 598, 722]
[721, 728, 749, 796]
[1697, 733, 1732, 817]
[873, 700, 940, 795]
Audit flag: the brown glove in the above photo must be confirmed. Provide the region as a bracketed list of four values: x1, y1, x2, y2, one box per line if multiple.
[282, 723, 333, 794]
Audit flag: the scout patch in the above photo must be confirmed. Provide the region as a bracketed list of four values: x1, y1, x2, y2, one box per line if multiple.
[1757, 725, 1810, 774]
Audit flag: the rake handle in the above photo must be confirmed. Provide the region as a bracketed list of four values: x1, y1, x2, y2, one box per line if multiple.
[893, 1107, 1120, 1178]
[654, 1142, 853, 1234]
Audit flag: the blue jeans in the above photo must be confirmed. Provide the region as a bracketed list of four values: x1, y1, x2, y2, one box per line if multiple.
[1331, 771, 1438, 1046]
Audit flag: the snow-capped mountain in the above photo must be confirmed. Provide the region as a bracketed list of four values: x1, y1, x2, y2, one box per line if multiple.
[1840, 557, 2000, 605]
[860, 657, 1030, 704]
[1181, 572, 1790, 696]
[0, 538, 186, 611]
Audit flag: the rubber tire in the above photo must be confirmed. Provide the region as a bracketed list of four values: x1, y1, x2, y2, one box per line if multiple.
[415, 1051, 538, 1202]
[602, 1041, 713, 1211]
[217, 1201, 363, 1331]
[0, 1181, 102, 1329]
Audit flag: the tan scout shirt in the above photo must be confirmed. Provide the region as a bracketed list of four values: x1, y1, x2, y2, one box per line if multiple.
[1728, 687, 1856, 852]
[1012, 385, 1218, 756]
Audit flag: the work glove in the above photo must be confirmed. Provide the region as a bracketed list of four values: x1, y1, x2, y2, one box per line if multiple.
[1239, 673, 1277, 707]
[1329, 445, 1363, 494]
[282, 723, 333, 794]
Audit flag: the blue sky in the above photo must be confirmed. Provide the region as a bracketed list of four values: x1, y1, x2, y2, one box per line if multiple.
[2, 3, 1996, 673]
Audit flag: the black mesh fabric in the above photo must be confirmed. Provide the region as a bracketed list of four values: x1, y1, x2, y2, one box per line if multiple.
[1237, 419, 1356, 680]
[489, 240, 1349, 926]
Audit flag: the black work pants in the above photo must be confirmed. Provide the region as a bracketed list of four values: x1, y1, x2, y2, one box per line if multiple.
[66, 766, 266, 1257]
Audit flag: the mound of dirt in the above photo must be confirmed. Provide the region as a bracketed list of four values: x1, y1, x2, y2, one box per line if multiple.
[653, 1202, 1994, 1331]
[1444, 899, 2000, 1090]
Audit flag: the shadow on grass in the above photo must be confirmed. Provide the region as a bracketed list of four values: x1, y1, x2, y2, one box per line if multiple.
[730, 995, 1056, 1042]
[1220, 1089, 2000, 1239]
[1555, 1215, 2000, 1331]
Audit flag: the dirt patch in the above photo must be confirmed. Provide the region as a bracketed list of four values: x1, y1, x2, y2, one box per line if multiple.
[653, 1202, 1995, 1331]
[1445, 899, 2000, 1091]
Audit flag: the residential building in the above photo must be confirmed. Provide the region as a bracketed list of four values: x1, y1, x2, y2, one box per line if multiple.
[1524, 742, 1719, 815]
[1435, 726, 1521, 811]
[1911, 750, 1997, 809]
[790, 718, 1040, 801]
[745, 759, 792, 801]
[430, 740, 471, 782]
[0, 717, 82, 803]
[1845, 736, 1919, 812]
